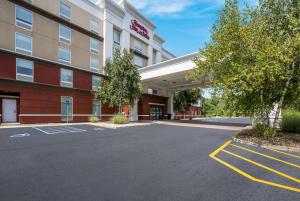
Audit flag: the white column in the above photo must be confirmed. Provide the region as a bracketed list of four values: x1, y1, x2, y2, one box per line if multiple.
[156, 51, 162, 63]
[167, 91, 175, 120]
[129, 100, 138, 121]
[103, 19, 114, 63]
[148, 45, 153, 65]
[121, 30, 130, 51]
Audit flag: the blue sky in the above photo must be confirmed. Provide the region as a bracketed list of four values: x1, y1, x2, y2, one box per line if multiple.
[126, 0, 258, 56]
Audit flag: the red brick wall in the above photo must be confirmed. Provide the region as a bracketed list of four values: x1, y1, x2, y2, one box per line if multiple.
[73, 70, 92, 90]
[34, 62, 60, 86]
[0, 54, 16, 79]
[138, 94, 168, 120]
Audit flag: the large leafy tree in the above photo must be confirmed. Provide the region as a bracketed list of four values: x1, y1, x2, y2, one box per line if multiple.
[94, 49, 142, 113]
[190, 0, 300, 128]
[173, 88, 202, 114]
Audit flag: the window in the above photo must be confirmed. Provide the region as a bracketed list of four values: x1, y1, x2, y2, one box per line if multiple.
[16, 6, 32, 30]
[61, 96, 73, 121]
[93, 100, 101, 117]
[59, 47, 71, 64]
[23, 0, 32, 3]
[60, 68, 73, 88]
[92, 75, 101, 91]
[16, 58, 33, 82]
[15, 33, 32, 55]
[134, 40, 143, 53]
[90, 38, 99, 54]
[134, 55, 143, 67]
[60, 2, 71, 20]
[59, 25, 71, 44]
[90, 56, 99, 72]
[113, 29, 121, 45]
[90, 20, 99, 33]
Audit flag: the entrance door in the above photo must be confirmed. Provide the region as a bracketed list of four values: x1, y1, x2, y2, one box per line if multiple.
[2, 99, 17, 123]
[150, 105, 163, 120]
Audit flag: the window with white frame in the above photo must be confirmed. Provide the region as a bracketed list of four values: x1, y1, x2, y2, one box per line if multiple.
[90, 56, 99, 72]
[134, 39, 143, 53]
[59, 25, 71, 44]
[134, 55, 143, 67]
[16, 6, 32, 30]
[113, 29, 121, 45]
[61, 96, 73, 121]
[60, 2, 71, 20]
[92, 75, 101, 91]
[60, 68, 73, 88]
[90, 20, 99, 33]
[16, 58, 33, 82]
[59, 47, 71, 64]
[93, 100, 101, 117]
[90, 38, 99, 54]
[15, 33, 32, 55]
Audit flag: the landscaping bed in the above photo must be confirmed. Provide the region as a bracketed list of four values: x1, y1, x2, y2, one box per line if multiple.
[235, 128, 300, 151]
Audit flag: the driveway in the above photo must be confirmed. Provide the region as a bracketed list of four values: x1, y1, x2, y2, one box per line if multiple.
[0, 123, 299, 201]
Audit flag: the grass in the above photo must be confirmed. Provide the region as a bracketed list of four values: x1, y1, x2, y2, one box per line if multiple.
[281, 109, 300, 133]
[111, 115, 127, 124]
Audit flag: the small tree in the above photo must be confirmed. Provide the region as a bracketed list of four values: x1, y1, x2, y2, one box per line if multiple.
[189, 0, 300, 128]
[94, 49, 142, 114]
[173, 88, 202, 116]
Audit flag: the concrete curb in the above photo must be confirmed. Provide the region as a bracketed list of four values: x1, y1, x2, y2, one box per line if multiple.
[232, 137, 300, 154]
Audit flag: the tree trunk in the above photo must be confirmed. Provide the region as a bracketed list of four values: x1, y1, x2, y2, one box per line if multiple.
[273, 62, 296, 128]
[118, 104, 122, 115]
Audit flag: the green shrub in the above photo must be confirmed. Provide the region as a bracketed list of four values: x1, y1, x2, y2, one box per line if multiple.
[111, 115, 127, 124]
[89, 116, 100, 123]
[254, 123, 265, 134]
[281, 110, 300, 133]
[263, 128, 277, 138]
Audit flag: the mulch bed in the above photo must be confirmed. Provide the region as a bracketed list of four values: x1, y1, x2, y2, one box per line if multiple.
[235, 129, 300, 148]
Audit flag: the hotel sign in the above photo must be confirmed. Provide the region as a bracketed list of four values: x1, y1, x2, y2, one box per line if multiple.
[130, 19, 150, 39]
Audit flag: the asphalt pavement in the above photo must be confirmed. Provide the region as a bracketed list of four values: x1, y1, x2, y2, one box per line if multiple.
[0, 123, 299, 201]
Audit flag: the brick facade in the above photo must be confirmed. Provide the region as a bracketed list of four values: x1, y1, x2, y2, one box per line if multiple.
[138, 94, 168, 120]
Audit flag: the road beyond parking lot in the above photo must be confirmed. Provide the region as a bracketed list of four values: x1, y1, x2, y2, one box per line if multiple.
[0, 123, 299, 201]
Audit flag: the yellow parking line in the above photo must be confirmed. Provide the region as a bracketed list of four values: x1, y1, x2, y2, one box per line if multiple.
[222, 149, 300, 183]
[267, 148, 300, 159]
[230, 144, 300, 169]
[210, 154, 300, 193]
[209, 140, 232, 157]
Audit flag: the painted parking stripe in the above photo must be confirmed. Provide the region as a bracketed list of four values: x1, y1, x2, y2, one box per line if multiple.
[210, 140, 300, 193]
[230, 144, 300, 169]
[222, 149, 300, 183]
[33, 126, 86, 134]
[267, 148, 300, 159]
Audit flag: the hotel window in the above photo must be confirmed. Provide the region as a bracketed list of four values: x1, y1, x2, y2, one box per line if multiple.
[59, 47, 71, 64]
[60, 2, 71, 20]
[90, 56, 99, 72]
[134, 39, 143, 53]
[61, 96, 73, 121]
[90, 38, 99, 54]
[15, 6, 32, 30]
[60, 68, 73, 88]
[16, 58, 33, 82]
[23, 0, 32, 3]
[113, 29, 121, 45]
[90, 20, 99, 33]
[134, 55, 143, 68]
[92, 75, 101, 91]
[15, 33, 32, 55]
[93, 100, 101, 117]
[59, 25, 71, 44]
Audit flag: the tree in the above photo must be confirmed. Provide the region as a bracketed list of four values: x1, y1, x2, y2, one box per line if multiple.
[189, 0, 300, 128]
[173, 88, 202, 115]
[94, 49, 142, 113]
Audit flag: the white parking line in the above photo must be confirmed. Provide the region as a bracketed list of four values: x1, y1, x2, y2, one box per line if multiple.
[32, 126, 86, 135]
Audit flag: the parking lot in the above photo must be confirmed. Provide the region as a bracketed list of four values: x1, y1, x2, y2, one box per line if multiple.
[0, 123, 299, 201]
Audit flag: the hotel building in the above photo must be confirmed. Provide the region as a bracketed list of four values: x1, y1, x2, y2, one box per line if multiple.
[0, 0, 203, 124]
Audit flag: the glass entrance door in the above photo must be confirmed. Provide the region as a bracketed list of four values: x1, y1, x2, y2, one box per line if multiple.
[150, 105, 163, 120]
